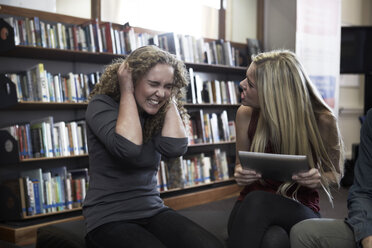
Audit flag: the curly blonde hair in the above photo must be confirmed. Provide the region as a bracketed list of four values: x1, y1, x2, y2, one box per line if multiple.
[89, 45, 189, 143]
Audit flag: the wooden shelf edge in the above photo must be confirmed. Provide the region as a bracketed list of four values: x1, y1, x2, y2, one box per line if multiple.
[0, 215, 83, 246]
[20, 207, 82, 220]
[163, 183, 242, 210]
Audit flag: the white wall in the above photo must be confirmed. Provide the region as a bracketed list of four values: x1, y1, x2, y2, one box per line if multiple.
[0, 0, 90, 18]
[0, 0, 56, 12]
[56, 0, 90, 19]
[226, 0, 257, 42]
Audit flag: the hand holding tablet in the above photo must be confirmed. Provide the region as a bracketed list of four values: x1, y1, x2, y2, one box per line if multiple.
[238, 151, 310, 182]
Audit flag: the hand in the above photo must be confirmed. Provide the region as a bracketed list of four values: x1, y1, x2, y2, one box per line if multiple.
[362, 235, 372, 248]
[117, 61, 134, 93]
[234, 164, 261, 186]
[292, 168, 321, 189]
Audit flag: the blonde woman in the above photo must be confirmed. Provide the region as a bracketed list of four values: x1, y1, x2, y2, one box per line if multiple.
[227, 50, 344, 248]
[83, 45, 223, 248]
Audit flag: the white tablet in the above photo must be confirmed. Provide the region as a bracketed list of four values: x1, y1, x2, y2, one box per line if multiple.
[238, 151, 309, 182]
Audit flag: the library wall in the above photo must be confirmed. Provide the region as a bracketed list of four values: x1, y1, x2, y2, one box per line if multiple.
[339, 0, 372, 158]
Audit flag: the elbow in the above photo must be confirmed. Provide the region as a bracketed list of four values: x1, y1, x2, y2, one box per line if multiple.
[109, 133, 143, 158]
[157, 137, 188, 158]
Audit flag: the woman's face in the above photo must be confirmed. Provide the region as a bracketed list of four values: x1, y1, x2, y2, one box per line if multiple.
[134, 64, 174, 115]
[240, 63, 259, 108]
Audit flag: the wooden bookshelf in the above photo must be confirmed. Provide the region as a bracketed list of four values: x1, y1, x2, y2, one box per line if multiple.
[0, 183, 241, 246]
[0, 3, 248, 246]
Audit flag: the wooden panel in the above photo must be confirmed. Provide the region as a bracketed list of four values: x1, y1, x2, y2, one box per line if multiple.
[163, 183, 242, 210]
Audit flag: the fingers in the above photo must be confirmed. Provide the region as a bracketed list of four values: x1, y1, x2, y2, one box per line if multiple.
[234, 164, 261, 186]
[292, 168, 321, 189]
[117, 61, 134, 93]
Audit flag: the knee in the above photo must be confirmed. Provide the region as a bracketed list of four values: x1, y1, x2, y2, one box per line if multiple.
[261, 226, 289, 248]
[290, 219, 321, 247]
[241, 191, 271, 209]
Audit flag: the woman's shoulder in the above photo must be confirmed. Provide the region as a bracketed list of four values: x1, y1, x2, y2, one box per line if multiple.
[236, 105, 255, 120]
[317, 111, 337, 131]
[316, 111, 339, 141]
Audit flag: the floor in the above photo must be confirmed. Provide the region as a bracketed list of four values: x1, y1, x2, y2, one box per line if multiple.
[319, 185, 349, 219]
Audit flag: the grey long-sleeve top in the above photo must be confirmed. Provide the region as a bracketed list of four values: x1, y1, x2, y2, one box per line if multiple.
[346, 108, 372, 247]
[83, 94, 188, 234]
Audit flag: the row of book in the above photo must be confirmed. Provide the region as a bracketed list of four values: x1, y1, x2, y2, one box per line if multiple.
[155, 32, 242, 66]
[3, 15, 133, 54]
[158, 149, 232, 191]
[3, 15, 244, 67]
[5, 63, 241, 105]
[187, 68, 241, 104]
[1, 116, 88, 160]
[5, 63, 101, 102]
[18, 166, 89, 216]
[188, 109, 236, 145]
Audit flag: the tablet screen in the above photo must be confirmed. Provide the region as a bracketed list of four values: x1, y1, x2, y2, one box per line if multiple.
[238, 151, 309, 182]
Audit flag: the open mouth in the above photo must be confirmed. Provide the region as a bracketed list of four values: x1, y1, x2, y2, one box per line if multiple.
[148, 99, 160, 106]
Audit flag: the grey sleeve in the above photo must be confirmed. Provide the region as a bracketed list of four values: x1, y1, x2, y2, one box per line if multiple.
[346, 109, 372, 246]
[154, 135, 188, 158]
[86, 95, 142, 158]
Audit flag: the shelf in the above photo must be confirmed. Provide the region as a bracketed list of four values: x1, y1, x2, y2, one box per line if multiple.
[4, 101, 88, 110]
[184, 103, 240, 109]
[18, 207, 82, 220]
[0, 46, 247, 73]
[0, 45, 124, 64]
[20, 154, 88, 163]
[188, 141, 235, 148]
[160, 178, 236, 196]
[185, 62, 246, 74]
[163, 182, 241, 210]
[0, 5, 246, 246]
[5, 101, 240, 111]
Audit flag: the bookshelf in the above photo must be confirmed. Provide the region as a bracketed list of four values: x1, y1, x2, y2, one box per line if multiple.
[0, 4, 246, 245]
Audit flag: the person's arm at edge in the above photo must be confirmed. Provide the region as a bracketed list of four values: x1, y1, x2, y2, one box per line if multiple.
[347, 109, 372, 248]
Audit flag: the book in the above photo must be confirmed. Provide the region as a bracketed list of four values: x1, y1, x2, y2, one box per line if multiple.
[30, 116, 54, 158]
[165, 156, 184, 189]
[158, 32, 181, 60]
[188, 109, 206, 144]
[23, 176, 36, 216]
[20, 168, 45, 214]
[26, 63, 49, 102]
[246, 38, 262, 63]
[160, 161, 168, 191]
[187, 68, 197, 104]
[42, 171, 55, 213]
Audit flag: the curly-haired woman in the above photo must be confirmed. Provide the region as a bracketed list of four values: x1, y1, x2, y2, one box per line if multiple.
[227, 50, 344, 248]
[83, 45, 223, 248]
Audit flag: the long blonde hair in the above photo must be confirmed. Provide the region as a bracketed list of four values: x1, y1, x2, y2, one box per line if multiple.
[89, 45, 189, 142]
[250, 50, 343, 200]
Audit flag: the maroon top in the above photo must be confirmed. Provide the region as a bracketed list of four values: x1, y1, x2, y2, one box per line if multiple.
[237, 109, 320, 213]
